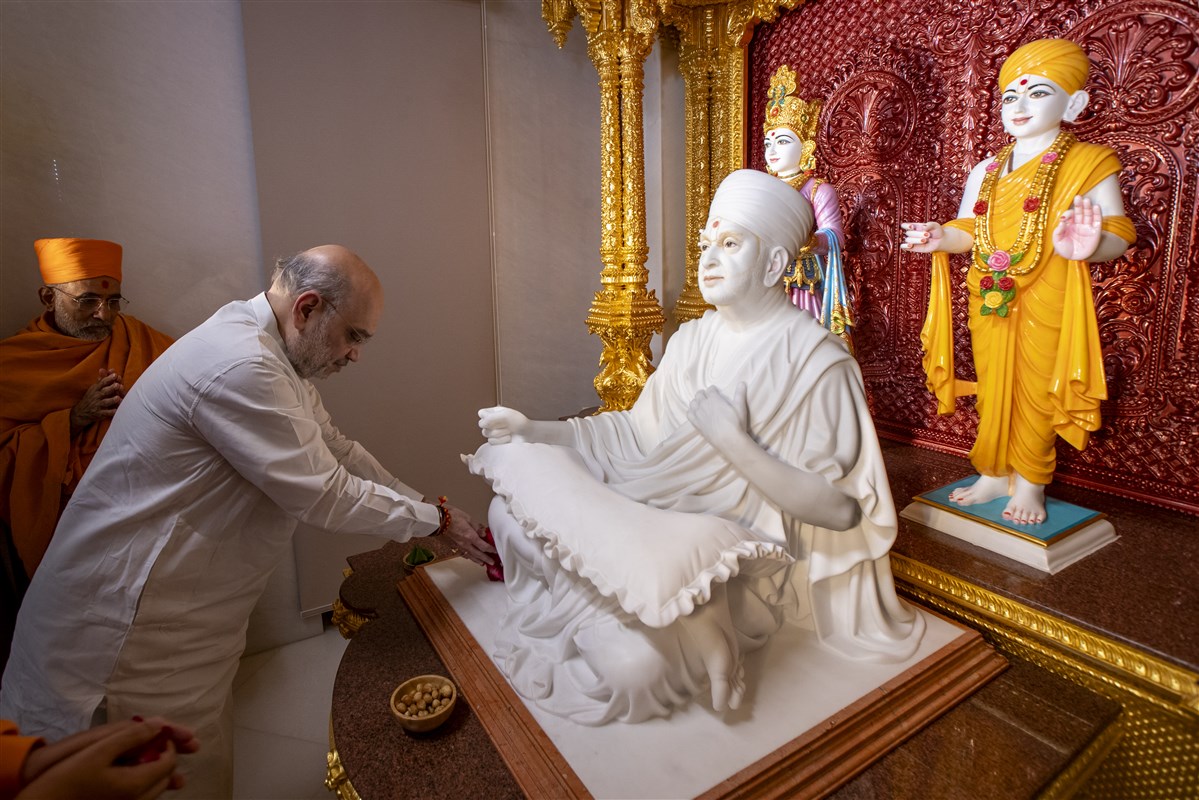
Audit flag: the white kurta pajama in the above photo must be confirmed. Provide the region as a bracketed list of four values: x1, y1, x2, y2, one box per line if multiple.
[468, 303, 924, 725]
[1, 293, 439, 797]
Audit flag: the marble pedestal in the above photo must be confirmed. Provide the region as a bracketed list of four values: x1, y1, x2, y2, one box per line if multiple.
[900, 477, 1117, 574]
[400, 557, 1004, 800]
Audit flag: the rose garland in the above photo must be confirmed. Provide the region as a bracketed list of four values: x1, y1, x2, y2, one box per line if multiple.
[971, 131, 1075, 317]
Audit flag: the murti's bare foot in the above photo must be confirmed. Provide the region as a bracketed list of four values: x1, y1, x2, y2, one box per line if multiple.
[1003, 474, 1047, 525]
[948, 474, 1009, 506]
[679, 589, 744, 712]
[708, 665, 746, 713]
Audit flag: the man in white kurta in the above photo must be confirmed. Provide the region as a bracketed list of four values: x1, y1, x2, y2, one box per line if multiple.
[0, 245, 493, 797]
[470, 170, 923, 725]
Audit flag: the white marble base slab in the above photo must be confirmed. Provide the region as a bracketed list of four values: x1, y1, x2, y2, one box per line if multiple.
[424, 558, 964, 800]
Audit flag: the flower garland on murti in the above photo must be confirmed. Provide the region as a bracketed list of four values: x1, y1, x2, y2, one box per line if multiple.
[971, 131, 1075, 318]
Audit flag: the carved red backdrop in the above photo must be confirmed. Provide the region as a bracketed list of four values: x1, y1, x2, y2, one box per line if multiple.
[748, 0, 1199, 514]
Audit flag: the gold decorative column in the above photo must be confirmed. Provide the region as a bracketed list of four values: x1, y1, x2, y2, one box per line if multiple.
[663, 0, 805, 324]
[544, 0, 666, 411]
[670, 7, 716, 323]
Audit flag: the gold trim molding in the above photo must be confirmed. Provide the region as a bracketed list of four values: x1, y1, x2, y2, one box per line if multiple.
[330, 597, 371, 640]
[892, 553, 1199, 797]
[891, 554, 1199, 715]
[330, 568, 374, 639]
[326, 719, 363, 800]
[1038, 715, 1125, 800]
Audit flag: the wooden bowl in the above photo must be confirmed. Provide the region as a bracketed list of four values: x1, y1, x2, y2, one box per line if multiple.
[390, 674, 457, 733]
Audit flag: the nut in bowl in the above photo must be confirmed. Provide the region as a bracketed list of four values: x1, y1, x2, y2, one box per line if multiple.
[391, 674, 457, 733]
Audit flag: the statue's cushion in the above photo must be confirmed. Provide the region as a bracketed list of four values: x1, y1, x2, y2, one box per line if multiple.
[466, 442, 793, 628]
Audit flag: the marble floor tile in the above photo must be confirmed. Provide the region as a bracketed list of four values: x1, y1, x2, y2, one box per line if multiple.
[231, 623, 348, 797]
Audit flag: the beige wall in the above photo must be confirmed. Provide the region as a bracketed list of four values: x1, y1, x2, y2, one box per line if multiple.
[644, 36, 687, 348]
[0, 0, 262, 338]
[240, 0, 498, 518]
[484, 4, 687, 408]
[483, 1, 603, 419]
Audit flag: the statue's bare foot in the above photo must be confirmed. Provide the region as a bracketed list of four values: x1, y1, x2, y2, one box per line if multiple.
[708, 665, 746, 713]
[1003, 475, 1046, 525]
[679, 589, 743, 712]
[948, 474, 1009, 506]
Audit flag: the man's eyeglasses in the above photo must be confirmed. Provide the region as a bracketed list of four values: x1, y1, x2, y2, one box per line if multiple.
[47, 286, 128, 313]
[323, 298, 370, 347]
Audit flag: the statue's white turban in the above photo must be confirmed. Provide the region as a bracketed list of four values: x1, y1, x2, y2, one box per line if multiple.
[707, 169, 815, 260]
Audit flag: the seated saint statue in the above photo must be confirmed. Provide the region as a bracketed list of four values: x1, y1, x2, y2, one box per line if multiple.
[763, 65, 853, 349]
[901, 39, 1136, 525]
[468, 169, 924, 726]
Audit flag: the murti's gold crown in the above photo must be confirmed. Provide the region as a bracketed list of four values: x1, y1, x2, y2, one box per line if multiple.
[763, 65, 822, 174]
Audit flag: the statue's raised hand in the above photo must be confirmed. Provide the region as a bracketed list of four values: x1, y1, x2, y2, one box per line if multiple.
[687, 383, 749, 451]
[899, 222, 945, 254]
[1053, 195, 1104, 261]
[478, 406, 529, 445]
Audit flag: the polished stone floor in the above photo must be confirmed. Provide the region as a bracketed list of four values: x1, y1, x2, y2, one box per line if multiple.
[232, 624, 347, 800]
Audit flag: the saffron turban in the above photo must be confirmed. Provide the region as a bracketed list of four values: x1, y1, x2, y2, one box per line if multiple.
[35, 238, 123, 284]
[999, 38, 1090, 94]
[707, 169, 815, 260]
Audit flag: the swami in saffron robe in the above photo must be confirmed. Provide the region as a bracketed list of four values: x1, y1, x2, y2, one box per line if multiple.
[0, 312, 173, 574]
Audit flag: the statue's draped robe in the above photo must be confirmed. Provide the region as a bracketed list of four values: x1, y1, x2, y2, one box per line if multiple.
[0, 313, 173, 574]
[468, 305, 923, 725]
[922, 142, 1136, 484]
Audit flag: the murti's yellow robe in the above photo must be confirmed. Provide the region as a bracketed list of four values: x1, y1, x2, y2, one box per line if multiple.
[921, 141, 1136, 485]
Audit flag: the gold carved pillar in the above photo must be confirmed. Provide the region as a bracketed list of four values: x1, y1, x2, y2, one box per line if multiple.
[671, 11, 716, 323]
[665, 0, 802, 324]
[541, 1, 804, 398]
[544, 0, 666, 411]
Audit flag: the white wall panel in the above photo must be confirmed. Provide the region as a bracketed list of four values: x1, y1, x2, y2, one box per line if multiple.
[0, 0, 261, 338]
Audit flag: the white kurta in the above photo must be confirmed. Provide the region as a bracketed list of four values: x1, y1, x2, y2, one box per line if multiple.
[468, 304, 923, 725]
[1, 293, 439, 794]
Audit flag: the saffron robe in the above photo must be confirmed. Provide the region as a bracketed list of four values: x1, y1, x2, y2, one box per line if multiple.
[0, 313, 173, 574]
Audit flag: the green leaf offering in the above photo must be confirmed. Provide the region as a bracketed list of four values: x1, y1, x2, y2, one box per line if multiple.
[405, 546, 436, 566]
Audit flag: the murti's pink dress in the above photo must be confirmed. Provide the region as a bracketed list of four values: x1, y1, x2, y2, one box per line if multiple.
[781, 175, 853, 348]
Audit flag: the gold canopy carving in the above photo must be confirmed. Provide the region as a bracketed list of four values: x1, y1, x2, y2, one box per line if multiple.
[542, 0, 805, 410]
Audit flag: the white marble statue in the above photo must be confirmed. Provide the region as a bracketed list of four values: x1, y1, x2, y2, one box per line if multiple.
[467, 169, 924, 726]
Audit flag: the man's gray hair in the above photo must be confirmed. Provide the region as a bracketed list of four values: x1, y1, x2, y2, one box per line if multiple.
[271, 251, 349, 305]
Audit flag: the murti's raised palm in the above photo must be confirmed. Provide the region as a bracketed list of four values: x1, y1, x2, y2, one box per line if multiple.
[1052, 195, 1104, 261]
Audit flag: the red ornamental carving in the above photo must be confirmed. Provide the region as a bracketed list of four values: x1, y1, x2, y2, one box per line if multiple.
[749, 0, 1199, 515]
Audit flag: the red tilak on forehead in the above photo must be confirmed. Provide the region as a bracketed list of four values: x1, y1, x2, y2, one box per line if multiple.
[101, 279, 110, 289]
[1019, 78, 1028, 86]
[712, 220, 720, 228]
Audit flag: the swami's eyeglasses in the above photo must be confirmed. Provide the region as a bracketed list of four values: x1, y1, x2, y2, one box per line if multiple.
[46, 286, 128, 313]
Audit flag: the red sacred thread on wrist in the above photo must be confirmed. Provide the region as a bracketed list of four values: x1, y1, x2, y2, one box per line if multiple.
[436, 495, 451, 534]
